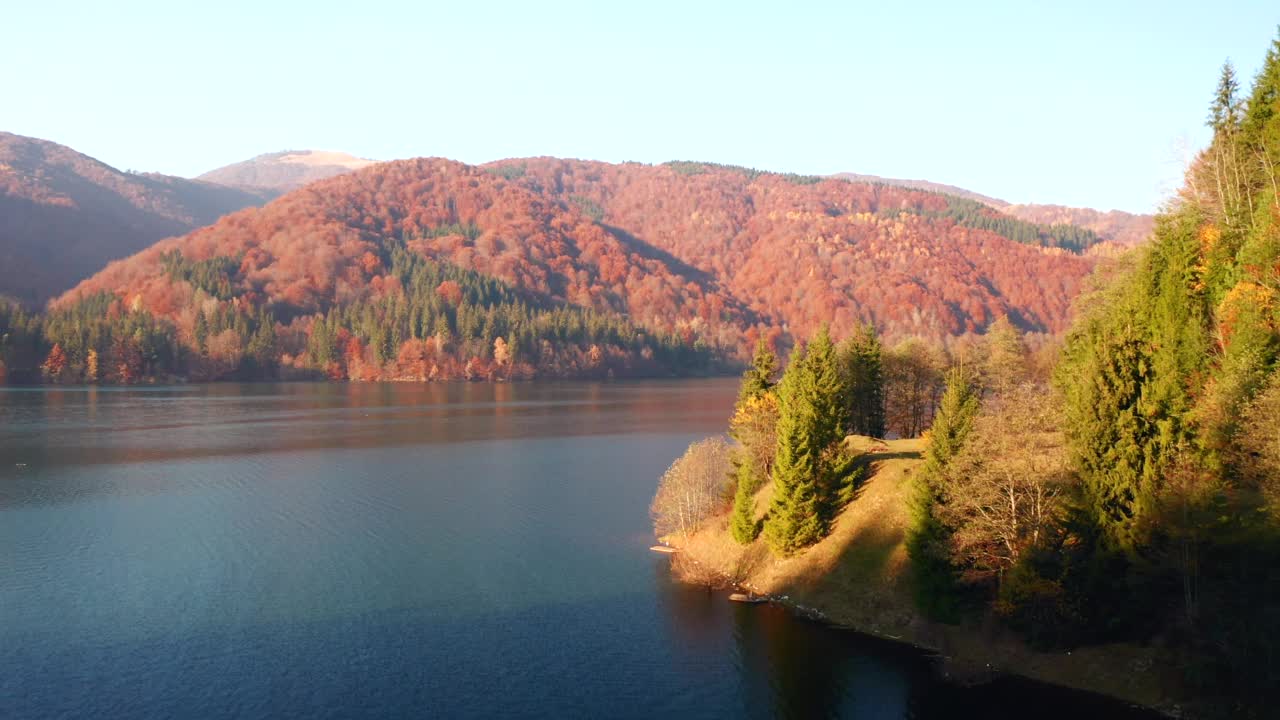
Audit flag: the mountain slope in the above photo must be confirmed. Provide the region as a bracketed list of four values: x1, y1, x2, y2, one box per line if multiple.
[498, 159, 1093, 338]
[831, 171, 1006, 207]
[197, 150, 376, 192]
[1000, 204, 1154, 248]
[832, 171, 1155, 247]
[36, 157, 1098, 383]
[0, 132, 273, 305]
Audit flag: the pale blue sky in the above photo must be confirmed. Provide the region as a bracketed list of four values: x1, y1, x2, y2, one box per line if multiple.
[3, 1, 1276, 212]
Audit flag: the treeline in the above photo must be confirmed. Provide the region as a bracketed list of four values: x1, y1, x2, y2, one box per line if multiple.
[653, 318, 1032, 554]
[303, 232, 713, 381]
[716, 319, 1035, 553]
[0, 294, 184, 384]
[0, 236, 717, 384]
[662, 160, 824, 185]
[1046, 44, 1279, 708]
[890, 195, 1104, 253]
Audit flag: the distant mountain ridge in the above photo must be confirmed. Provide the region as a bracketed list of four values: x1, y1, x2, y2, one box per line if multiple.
[832, 171, 1154, 247]
[832, 172, 1007, 207]
[0, 131, 274, 306]
[196, 150, 376, 192]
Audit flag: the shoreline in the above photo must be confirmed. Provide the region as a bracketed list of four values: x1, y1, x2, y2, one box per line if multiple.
[655, 436, 1187, 718]
[663, 549, 1181, 718]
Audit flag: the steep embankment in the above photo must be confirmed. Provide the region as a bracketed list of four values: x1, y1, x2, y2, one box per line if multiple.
[662, 437, 1178, 714]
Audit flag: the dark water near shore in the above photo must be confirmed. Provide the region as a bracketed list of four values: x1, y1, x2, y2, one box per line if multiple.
[0, 381, 1161, 719]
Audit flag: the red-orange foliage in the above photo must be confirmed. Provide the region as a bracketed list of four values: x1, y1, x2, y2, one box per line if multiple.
[57, 157, 1096, 365]
[436, 280, 463, 306]
[504, 159, 1093, 340]
[41, 343, 67, 379]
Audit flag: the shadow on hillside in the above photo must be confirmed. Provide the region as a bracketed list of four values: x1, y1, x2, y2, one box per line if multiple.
[777, 444, 924, 623]
[598, 223, 713, 284]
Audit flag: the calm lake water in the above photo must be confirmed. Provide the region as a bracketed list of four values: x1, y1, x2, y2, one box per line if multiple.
[0, 381, 1160, 719]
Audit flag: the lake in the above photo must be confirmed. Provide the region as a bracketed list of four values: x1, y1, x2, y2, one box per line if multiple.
[0, 381, 1161, 719]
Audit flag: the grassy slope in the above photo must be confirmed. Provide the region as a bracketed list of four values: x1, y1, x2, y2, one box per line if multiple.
[665, 437, 1179, 715]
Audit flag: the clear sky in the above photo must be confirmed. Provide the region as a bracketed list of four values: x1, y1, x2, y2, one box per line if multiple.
[3, 1, 1276, 213]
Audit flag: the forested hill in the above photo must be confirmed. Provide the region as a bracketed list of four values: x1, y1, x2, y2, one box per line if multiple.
[1002, 204, 1154, 248]
[4, 157, 1095, 383]
[833, 171, 1155, 248]
[490, 158, 1093, 338]
[0, 132, 275, 306]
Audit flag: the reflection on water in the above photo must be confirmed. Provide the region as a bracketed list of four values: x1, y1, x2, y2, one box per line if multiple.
[0, 382, 1161, 719]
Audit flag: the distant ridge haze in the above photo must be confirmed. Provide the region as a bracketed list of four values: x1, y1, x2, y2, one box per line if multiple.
[196, 150, 377, 192]
[832, 171, 1154, 247]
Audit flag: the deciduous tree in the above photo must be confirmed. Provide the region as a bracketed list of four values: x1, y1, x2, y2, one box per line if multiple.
[651, 437, 734, 539]
[936, 385, 1070, 585]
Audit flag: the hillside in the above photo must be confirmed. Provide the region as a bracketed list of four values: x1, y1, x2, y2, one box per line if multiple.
[495, 159, 1093, 338]
[0, 132, 274, 305]
[25, 157, 1097, 383]
[196, 150, 376, 192]
[1001, 204, 1154, 247]
[832, 171, 1155, 247]
[831, 172, 1005, 207]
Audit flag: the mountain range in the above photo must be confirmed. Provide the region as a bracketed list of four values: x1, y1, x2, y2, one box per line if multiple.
[0, 131, 1159, 381]
[39, 156, 1102, 382]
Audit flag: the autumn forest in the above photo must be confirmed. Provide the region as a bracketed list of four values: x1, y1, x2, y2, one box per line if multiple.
[0, 150, 1116, 386]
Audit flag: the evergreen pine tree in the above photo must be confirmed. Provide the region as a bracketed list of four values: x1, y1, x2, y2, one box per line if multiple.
[839, 324, 886, 438]
[730, 448, 764, 544]
[763, 327, 851, 555]
[738, 338, 776, 404]
[1209, 61, 1242, 133]
[193, 309, 208, 354]
[907, 368, 979, 620]
[764, 341, 826, 555]
[730, 340, 778, 544]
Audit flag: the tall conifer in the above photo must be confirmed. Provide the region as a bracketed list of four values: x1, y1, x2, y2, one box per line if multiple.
[907, 368, 979, 620]
[840, 324, 886, 438]
[730, 340, 778, 543]
[764, 327, 851, 555]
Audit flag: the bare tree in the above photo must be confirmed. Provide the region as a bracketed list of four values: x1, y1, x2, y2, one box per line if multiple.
[936, 384, 1071, 584]
[651, 437, 734, 539]
[883, 338, 944, 438]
